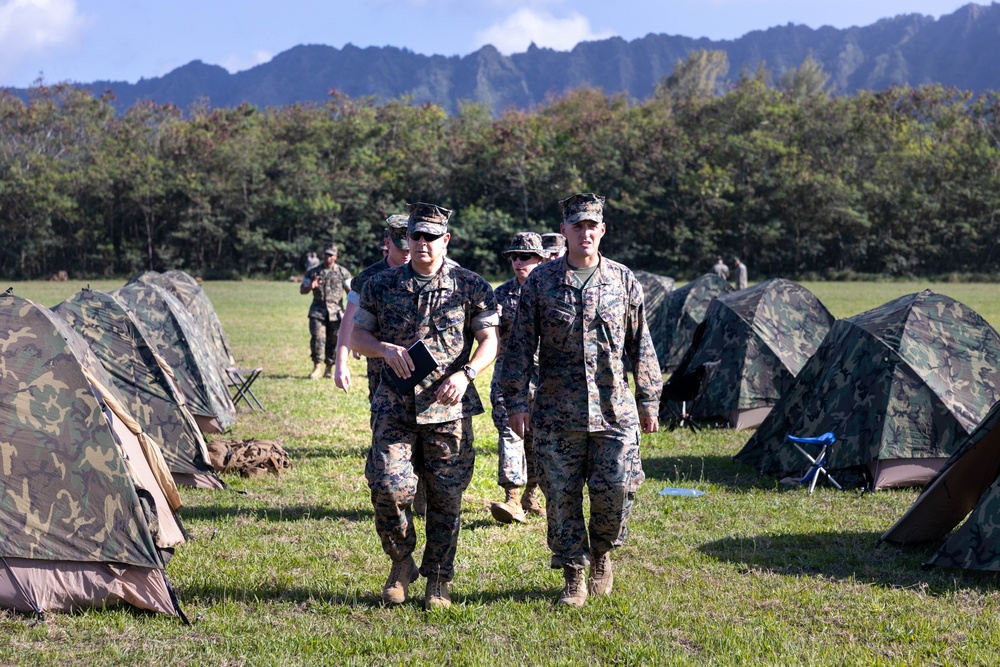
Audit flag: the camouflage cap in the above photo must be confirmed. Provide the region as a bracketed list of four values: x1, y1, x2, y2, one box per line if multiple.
[385, 214, 409, 250]
[501, 232, 546, 258]
[560, 193, 606, 225]
[323, 244, 337, 256]
[541, 232, 566, 254]
[407, 202, 452, 236]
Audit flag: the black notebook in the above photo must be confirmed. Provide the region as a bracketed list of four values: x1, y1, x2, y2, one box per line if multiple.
[385, 339, 438, 393]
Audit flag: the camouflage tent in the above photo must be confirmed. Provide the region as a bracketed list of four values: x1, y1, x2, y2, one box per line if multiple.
[132, 270, 235, 370]
[658, 274, 734, 373]
[633, 270, 675, 372]
[665, 278, 833, 430]
[114, 281, 237, 433]
[52, 288, 224, 489]
[0, 293, 185, 616]
[882, 399, 1000, 558]
[736, 290, 1000, 490]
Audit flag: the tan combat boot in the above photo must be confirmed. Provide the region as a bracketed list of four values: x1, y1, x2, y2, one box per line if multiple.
[490, 487, 526, 524]
[323, 363, 334, 379]
[521, 484, 546, 517]
[381, 556, 419, 605]
[424, 573, 451, 610]
[588, 550, 613, 597]
[308, 362, 323, 379]
[559, 566, 587, 607]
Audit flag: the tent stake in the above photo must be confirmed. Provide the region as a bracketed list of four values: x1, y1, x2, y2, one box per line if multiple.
[2, 556, 44, 621]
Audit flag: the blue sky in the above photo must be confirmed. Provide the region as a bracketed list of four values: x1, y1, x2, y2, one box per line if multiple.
[0, 0, 978, 87]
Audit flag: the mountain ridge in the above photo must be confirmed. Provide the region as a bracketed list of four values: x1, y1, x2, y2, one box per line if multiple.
[11, 3, 1000, 114]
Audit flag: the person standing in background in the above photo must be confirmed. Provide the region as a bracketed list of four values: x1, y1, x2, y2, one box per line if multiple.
[301, 244, 352, 379]
[733, 257, 748, 290]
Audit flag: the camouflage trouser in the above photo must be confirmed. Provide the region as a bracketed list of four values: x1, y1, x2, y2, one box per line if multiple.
[491, 381, 538, 489]
[308, 316, 341, 365]
[532, 426, 644, 570]
[365, 414, 475, 582]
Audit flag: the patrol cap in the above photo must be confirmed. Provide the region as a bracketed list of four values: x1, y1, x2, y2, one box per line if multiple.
[385, 214, 409, 250]
[540, 233, 566, 255]
[560, 193, 605, 225]
[323, 243, 337, 256]
[501, 232, 546, 258]
[407, 202, 452, 236]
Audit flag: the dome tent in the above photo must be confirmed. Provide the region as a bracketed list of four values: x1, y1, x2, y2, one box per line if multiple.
[736, 290, 1000, 490]
[663, 278, 834, 430]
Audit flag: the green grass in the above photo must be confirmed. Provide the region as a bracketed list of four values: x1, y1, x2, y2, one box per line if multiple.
[2, 279, 1000, 666]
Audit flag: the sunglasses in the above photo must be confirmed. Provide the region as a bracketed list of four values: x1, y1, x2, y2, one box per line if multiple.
[409, 232, 443, 243]
[510, 253, 540, 263]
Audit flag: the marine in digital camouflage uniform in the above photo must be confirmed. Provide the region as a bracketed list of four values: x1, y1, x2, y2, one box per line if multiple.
[335, 215, 411, 398]
[301, 244, 352, 379]
[501, 193, 662, 608]
[352, 202, 499, 610]
[540, 232, 566, 260]
[489, 232, 548, 525]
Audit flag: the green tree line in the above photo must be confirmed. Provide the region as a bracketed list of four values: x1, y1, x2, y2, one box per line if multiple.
[2, 53, 1000, 281]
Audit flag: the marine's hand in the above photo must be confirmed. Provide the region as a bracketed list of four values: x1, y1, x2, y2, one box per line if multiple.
[382, 343, 414, 378]
[435, 372, 469, 406]
[509, 412, 530, 439]
[641, 414, 659, 434]
[334, 362, 351, 393]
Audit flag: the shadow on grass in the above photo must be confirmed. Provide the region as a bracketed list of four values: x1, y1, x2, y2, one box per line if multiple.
[642, 454, 782, 492]
[285, 445, 369, 461]
[699, 530, 1000, 593]
[180, 503, 374, 523]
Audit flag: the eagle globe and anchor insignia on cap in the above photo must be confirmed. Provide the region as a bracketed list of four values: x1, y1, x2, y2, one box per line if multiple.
[407, 202, 453, 236]
[560, 193, 605, 225]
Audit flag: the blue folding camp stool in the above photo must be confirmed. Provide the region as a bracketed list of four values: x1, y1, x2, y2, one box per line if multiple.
[785, 432, 843, 493]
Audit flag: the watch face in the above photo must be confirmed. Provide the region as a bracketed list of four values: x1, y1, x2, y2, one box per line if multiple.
[465, 366, 477, 380]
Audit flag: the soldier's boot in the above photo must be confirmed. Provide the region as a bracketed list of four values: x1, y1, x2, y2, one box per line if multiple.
[412, 478, 427, 518]
[588, 550, 614, 597]
[558, 566, 588, 608]
[323, 363, 334, 379]
[424, 574, 451, 610]
[521, 484, 546, 518]
[381, 556, 419, 606]
[308, 362, 323, 380]
[490, 487, 526, 524]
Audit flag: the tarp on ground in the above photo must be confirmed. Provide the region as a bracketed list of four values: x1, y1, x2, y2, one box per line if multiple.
[634, 270, 675, 372]
[52, 288, 224, 489]
[132, 270, 235, 370]
[658, 274, 734, 373]
[0, 292, 184, 615]
[736, 290, 1000, 490]
[114, 281, 236, 433]
[664, 278, 833, 429]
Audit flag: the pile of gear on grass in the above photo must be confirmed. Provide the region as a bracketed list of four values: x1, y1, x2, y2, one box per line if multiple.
[0, 269, 285, 621]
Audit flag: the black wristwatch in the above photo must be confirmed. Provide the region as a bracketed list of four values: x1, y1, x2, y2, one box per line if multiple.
[462, 365, 477, 381]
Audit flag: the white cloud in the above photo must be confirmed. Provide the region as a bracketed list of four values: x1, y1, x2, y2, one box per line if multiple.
[220, 50, 275, 74]
[0, 0, 88, 76]
[473, 8, 615, 54]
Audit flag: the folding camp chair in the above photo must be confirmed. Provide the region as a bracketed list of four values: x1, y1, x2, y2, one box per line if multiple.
[659, 360, 720, 433]
[785, 431, 842, 493]
[227, 366, 264, 411]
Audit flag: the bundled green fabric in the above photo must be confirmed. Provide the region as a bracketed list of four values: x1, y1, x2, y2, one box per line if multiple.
[737, 290, 1000, 490]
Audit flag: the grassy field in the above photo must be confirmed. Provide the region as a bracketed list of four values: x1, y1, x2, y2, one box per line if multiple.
[3, 279, 1000, 666]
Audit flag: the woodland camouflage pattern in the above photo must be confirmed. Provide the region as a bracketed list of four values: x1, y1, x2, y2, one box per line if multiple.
[52, 289, 215, 479]
[0, 294, 164, 568]
[736, 290, 1000, 488]
[139, 269, 235, 368]
[633, 270, 676, 372]
[670, 278, 833, 421]
[354, 261, 498, 425]
[501, 256, 662, 432]
[114, 281, 237, 431]
[658, 273, 733, 372]
[347, 257, 391, 400]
